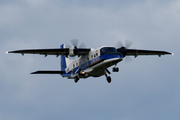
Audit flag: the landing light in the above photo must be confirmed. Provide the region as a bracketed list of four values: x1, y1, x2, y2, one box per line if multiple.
[6, 51, 8, 54]
[172, 53, 174, 55]
[81, 71, 85, 74]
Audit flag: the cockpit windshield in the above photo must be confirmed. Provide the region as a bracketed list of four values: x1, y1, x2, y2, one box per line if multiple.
[100, 47, 119, 55]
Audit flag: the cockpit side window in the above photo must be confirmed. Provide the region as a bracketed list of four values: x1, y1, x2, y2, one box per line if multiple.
[100, 47, 118, 55]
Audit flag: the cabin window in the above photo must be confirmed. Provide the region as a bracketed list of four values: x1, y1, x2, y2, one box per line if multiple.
[96, 53, 98, 57]
[73, 64, 75, 68]
[76, 63, 78, 67]
[91, 55, 93, 59]
[94, 54, 96, 57]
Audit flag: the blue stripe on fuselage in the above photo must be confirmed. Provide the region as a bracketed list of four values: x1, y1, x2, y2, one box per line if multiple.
[61, 54, 123, 78]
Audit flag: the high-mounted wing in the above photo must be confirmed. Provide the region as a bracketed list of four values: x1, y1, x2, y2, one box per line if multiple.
[8, 48, 69, 56]
[117, 47, 172, 58]
[7, 48, 91, 57]
[31, 70, 63, 74]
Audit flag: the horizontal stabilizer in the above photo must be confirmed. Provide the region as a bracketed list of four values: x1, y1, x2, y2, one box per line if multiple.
[31, 70, 63, 74]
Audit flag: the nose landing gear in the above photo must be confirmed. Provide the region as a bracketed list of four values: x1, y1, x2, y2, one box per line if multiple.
[113, 67, 119, 72]
[112, 63, 119, 72]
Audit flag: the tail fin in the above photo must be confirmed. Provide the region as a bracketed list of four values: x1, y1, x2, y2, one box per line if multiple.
[60, 44, 67, 71]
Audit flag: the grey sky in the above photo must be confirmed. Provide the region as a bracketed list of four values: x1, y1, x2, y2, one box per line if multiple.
[0, 0, 179, 120]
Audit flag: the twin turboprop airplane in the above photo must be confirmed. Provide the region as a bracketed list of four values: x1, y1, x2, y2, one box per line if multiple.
[7, 40, 172, 83]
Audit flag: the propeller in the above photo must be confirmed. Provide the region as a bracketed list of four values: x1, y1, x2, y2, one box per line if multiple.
[124, 55, 133, 63]
[116, 39, 133, 63]
[67, 39, 88, 57]
[79, 42, 87, 48]
[71, 39, 86, 48]
[125, 39, 133, 49]
[116, 39, 133, 49]
[65, 39, 79, 48]
[71, 39, 79, 47]
[70, 39, 87, 76]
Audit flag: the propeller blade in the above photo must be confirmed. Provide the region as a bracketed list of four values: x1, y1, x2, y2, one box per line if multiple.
[65, 44, 71, 48]
[125, 39, 133, 48]
[116, 41, 124, 48]
[71, 39, 79, 47]
[79, 42, 87, 48]
[125, 56, 133, 63]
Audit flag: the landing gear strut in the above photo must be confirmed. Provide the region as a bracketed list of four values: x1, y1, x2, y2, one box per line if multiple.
[113, 63, 119, 72]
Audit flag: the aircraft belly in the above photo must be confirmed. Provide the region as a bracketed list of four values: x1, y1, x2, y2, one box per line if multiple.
[63, 57, 122, 78]
[88, 58, 122, 77]
[88, 69, 105, 77]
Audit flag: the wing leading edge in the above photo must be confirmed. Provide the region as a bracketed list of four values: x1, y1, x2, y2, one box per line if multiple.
[31, 71, 63, 74]
[7, 48, 90, 56]
[117, 48, 172, 57]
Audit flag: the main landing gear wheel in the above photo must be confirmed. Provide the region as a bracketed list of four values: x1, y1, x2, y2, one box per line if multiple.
[113, 67, 119, 72]
[107, 76, 111, 83]
[105, 69, 111, 83]
[74, 76, 79, 83]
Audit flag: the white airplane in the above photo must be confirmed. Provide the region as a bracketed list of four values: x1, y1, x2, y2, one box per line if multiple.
[7, 40, 172, 83]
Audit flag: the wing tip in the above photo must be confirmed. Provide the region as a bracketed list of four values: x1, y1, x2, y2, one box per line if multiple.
[31, 71, 37, 74]
[166, 52, 173, 55]
[6, 51, 15, 54]
[31, 70, 63, 74]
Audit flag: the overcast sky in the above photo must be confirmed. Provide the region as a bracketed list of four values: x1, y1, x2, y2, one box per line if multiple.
[0, 0, 180, 120]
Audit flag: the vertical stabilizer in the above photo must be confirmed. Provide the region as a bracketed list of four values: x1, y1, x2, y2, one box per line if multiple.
[60, 44, 67, 71]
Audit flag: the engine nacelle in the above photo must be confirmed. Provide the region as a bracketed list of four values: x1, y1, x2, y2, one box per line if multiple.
[69, 46, 77, 57]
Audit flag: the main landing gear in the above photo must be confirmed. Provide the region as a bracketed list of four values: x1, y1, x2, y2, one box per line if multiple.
[107, 76, 111, 83]
[105, 69, 111, 83]
[104, 65, 119, 83]
[74, 71, 89, 83]
[74, 76, 79, 83]
[105, 73, 111, 83]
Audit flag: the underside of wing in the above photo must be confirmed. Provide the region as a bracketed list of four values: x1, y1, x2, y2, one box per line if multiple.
[31, 70, 63, 74]
[126, 49, 172, 56]
[7, 48, 91, 57]
[117, 48, 172, 57]
[8, 48, 69, 56]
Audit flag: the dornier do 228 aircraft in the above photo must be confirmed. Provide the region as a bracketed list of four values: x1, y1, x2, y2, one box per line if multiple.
[7, 40, 173, 83]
